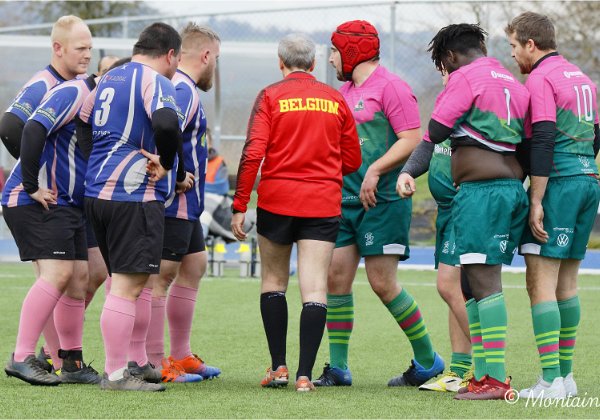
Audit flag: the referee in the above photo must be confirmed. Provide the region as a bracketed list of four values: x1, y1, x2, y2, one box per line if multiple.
[231, 33, 361, 392]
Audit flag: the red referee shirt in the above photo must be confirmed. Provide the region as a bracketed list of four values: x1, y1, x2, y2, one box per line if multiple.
[233, 71, 361, 217]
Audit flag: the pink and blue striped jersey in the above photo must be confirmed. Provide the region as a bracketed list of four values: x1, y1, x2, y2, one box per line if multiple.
[527, 54, 598, 177]
[83, 62, 180, 202]
[2, 77, 94, 208]
[6, 65, 67, 123]
[164, 70, 208, 221]
[428, 57, 530, 152]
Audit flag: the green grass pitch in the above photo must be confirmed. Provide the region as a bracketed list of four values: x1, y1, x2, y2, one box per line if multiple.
[0, 262, 599, 418]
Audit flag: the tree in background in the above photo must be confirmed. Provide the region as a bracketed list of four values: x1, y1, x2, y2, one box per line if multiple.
[0, 1, 158, 37]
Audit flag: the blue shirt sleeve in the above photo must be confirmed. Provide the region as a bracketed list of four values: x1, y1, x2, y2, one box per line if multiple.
[30, 85, 80, 134]
[7, 80, 50, 122]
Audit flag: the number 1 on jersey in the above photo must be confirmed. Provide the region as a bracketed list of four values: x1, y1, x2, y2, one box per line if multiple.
[504, 87, 511, 126]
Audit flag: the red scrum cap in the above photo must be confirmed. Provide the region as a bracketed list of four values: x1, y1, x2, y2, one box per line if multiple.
[331, 20, 380, 81]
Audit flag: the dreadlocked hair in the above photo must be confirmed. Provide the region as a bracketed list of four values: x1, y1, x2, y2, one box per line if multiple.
[427, 23, 488, 72]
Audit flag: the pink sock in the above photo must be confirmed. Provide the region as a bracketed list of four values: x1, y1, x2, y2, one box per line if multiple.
[54, 295, 85, 351]
[42, 313, 62, 370]
[167, 284, 198, 360]
[101, 294, 136, 375]
[104, 276, 112, 298]
[146, 296, 166, 367]
[128, 288, 152, 367]
[84, 291, 95, 309]
[14, 279, 62, 362]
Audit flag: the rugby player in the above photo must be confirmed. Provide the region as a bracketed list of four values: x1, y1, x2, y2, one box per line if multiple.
[231, 33, 361, 391]
[397, 71, 472, 392]
[145, 23, 221, 383]
[0, 16, 93, 374]
[81, 22, 184, 392]
[424, 23, 530, 401]
[2, 17, 95, 386]
[506, 12, 600, 399]
[314, 20, 444, 388]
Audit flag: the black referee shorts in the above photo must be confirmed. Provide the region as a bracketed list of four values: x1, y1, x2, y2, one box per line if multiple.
[256, 207, 340, 245]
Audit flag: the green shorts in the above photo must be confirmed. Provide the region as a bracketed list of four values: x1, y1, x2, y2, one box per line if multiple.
[520, 175, 600, 260]
[336, 199, 411, 259]
[452, 179, 528, 266]
[435, 204, 459, 268]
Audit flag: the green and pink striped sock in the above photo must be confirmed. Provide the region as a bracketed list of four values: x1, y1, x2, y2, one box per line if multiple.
[386, 289, 435, 369]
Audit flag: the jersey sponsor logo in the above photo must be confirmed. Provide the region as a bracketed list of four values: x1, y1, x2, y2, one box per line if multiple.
[37, 107, 57, 123]
[434, 144, 451, 157]
[161, 95, 177, 106]
[578, 155, 590, 168]
[359, 137, 368, 146]
[557, 233, 569, 247]
[499, 240, 508, 253]
[354, 99, 364, 111]
[365, 232, 374, 246]
[442, 240, 450, 254]
[563, 71, 583, 79]
[490, 70, 514, 82]
[12, 102, 33, 117]
[278, 97, 339, 115]
[104, 75, 127, 82]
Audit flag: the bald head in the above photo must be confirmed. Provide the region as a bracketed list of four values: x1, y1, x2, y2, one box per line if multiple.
[50, 15, 93, 80]
[51, 15, 90, 45]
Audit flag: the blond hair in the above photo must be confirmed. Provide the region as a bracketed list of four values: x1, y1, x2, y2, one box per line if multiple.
[51, 15, 86, 44]
[180, 22, 220, 52]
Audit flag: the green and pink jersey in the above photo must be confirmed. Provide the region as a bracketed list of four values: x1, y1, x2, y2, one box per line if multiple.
[527, 54, 598, 177]
[340, 65, 421, 205]
[426, 57, 530, 152]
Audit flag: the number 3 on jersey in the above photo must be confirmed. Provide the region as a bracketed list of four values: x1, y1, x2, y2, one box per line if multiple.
[94, 87, 115, 126]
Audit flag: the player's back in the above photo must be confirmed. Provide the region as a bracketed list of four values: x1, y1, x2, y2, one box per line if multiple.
[445, 57, 530, 151]
[527, 54, 598, 174]
[86, 62, 178, 203]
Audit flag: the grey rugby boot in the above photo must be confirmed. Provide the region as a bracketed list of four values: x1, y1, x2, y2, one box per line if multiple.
[5, 353, 61, 386]
[100, 369, 166, 391]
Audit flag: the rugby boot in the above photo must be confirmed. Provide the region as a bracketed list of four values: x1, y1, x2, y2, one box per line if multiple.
[127, 361, 162, 383]
[57, 349, 101, 384]
[5, 353, 61, 386]
[563, 373, 578, 397]
[295, 375, 315, 392]
[169, 354, 221, 379]
[419, 371, 462, 392]
[313, 363, 352, 386]
[455, 375, 514, 400]
[388, 352, 445, 387]
[100, 369, 165, 391]
[160, 358, 203, 383]
[260, 365, 289, 388]
[36, 347, 53, 373]
[519, 376, 566, 400]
